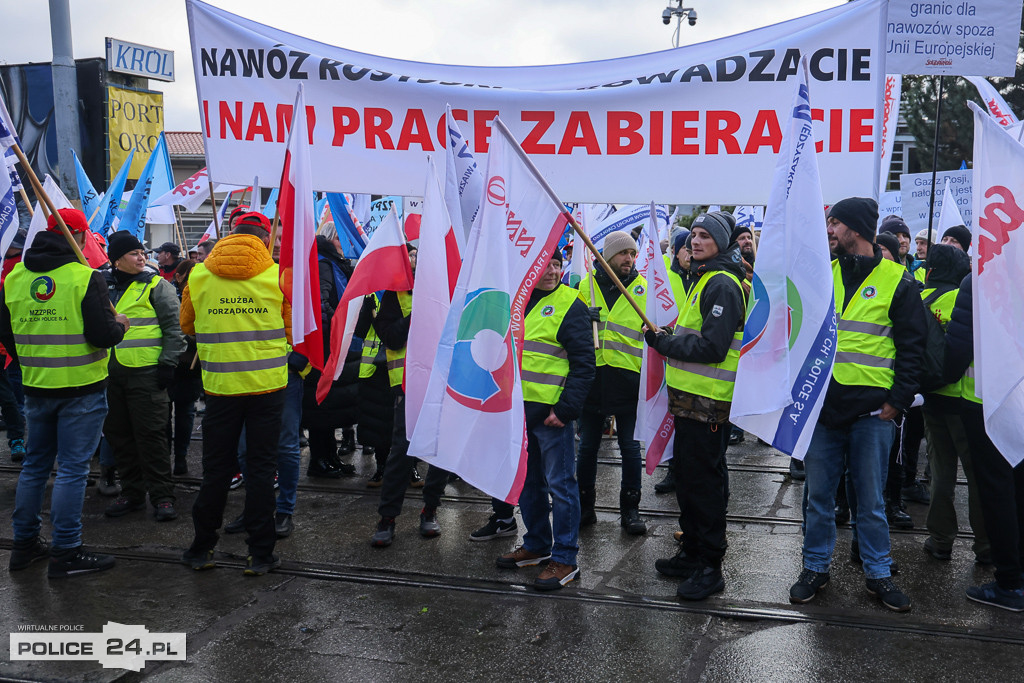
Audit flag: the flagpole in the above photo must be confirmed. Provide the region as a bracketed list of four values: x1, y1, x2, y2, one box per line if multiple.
[492, 118, 658, 332]
[925, 75, 944, 259]
[267, 209, 280, 256]
[587, 272, 600, 350]
[18, 187, 33, 217]
[10, 144, 87, 266]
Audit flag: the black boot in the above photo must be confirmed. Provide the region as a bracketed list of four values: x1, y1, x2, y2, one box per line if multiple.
[307, 456, 344, 479]
[173, 454, 188, 476]
[619, 488, 647, 535]
[324, 448, 356, 477]
[338, 428, 356, 456]
[580, 489, 597, 526]
[654, 460, 676, 494]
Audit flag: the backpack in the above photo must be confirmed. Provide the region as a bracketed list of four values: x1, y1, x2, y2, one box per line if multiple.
[917, 289, 949, 394]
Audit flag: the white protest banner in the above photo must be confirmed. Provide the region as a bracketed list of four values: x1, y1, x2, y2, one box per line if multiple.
[885, 0, 1024, 77]
[966, 75, 1019, 126]
[186, 0, 886, 205]
[899, 169, 972, 234]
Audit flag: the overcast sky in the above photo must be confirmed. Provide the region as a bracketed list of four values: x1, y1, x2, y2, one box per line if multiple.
[3, 0, 844, 131]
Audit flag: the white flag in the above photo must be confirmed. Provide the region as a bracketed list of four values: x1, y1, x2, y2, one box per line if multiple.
[936, 177, 967, 238]
[26, 175, 73, 250]
[879, 74, 902, 194]
[969, 101, 1024, 466]
[731, 58, 837, 461]
[967, 76, 1019, 128]
[443, 105, 482, 248]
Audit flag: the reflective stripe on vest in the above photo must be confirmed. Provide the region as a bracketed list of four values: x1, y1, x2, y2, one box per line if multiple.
[5, 262, 108, 389]
[922, 287, 961, 398]
[962, 362, 981, 404]
[386, 291, 413, 388]
[114, 276, 162, 367]
[664, 270, 743, 402]
[189, 263, 288, 395]
[360, 295, 382, 379]
[832, 258, 903, 389]
[578, 272, 647, 372]
[522, 285, 579, 404]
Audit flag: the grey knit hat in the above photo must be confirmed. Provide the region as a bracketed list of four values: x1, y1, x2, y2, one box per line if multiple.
[691, 211, 736, 253]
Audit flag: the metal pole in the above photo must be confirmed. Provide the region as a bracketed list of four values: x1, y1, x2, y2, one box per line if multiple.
[49, 0, 83, 199]
[925, 75, 944, 261]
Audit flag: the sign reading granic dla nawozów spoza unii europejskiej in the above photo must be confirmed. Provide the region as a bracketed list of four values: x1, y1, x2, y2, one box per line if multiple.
[185, 0, 887, 205]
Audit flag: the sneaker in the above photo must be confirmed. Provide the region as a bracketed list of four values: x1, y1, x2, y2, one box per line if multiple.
[885, 502, 914, 530]
[901, 480, 931, 505]
[243, 554, 281, 576]
[655, 549, 700, 578]
[966, 581, 1024, 612]
[470, 514, 518, 542]
[677, 566, 724, 601]
[97, 466, 120, 497]
[229, 472, 245, 489]
[181, 548, 216, 571]
[789, 458, 805, 481]
[9, 536, 49, 571]
[409, 467, 425, 488]
[371, 517, 396, 548]
[275, 513, 294, 538]
[48, 546, 116, 579]
[104, 496, 145, 518]
[865, 576, 912, 612]
[789, 568, 830, 604]
[496, 546, 551, 569]
[154, 501, 178, 522]
[366, 470, 384, 488]
[535, 561, 580, 591]
[9, 438, 25, 463]
[923, 537, 952, 561]
[419, 507, 441, 538]
[224, 514, 246, 534]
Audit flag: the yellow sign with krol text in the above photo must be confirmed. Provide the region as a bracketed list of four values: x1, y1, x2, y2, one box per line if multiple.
[107, 86, 163, 180]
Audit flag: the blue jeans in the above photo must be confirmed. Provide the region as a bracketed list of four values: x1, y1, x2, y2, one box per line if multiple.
[237, 371, 303, 514]
[518, 415, 580, 566]
[803, 417, 896, 579]
[12, 391, 108, 549]
[576, 407, 642, 491]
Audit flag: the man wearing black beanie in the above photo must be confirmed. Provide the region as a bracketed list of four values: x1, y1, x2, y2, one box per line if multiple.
[789, 196, 927, 613]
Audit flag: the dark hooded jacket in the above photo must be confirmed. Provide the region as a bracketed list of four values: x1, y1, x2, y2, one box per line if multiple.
[818, 244, 928, 428]
[921, 244, 970, 412]
[647, 243, 747, 423]
[584, 261, 642, 415]
[0, 232, 125, 397]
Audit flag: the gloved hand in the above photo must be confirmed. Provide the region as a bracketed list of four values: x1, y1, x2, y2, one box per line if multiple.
[587, 307, 601, 323]
[157, 364, 175, 390]
[644, 328, 661, 349]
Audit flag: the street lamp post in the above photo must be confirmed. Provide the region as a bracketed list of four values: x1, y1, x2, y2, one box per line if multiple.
[661, 1, 698, 48]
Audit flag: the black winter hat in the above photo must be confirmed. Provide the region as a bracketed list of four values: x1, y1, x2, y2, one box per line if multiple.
[107, 231, 145, 265]
[730, 224, 753, 243]
[829, 197, 878, 243]
[875, 233, 902, 262]
[942, 224, 972, 252]
[879, 214, 911, 238]
[691, 211, 736, 253]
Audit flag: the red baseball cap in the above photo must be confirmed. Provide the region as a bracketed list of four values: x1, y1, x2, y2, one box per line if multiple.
[46, 208, 90, 235]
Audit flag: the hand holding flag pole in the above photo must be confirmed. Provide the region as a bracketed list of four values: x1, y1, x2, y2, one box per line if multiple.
[491, 119, 659, 332]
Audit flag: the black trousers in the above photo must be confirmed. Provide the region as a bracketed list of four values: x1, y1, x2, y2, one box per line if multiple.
[961, 404, 1024, 590]
[191, 390, 284, 558]
[377, 393, 449, 519]
[674, 416, 729, 569]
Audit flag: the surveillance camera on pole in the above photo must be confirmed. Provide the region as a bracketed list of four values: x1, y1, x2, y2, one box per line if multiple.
[661, 1, 697, 47]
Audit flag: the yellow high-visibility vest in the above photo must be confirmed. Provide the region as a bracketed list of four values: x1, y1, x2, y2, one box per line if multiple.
[832, 258, 904, 389]
[522, 285, 579, 404]
[578, 272, 647, 373]
[113, 275, 162, 368]
[385, 291, 413, 388]
[922, 286, 961, 398]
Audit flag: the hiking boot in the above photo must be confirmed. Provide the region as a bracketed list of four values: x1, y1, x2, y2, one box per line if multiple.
[655, 549, 700, 578]
[181, 548, 216, 571]
[901, 480, 931, 505]
[104, 496, 145, 518]
[370, 517, 396, 547]
[789, 568, 830, 604]
[409, 467, 425, 488]
[419, 507, 441, 538]
[866, 576, 911, 612]
[886, 502, 914, 530]
[497, 546, 551, 569]
[535, 561, 579, 591]
[653, 465, 676, 494]
[275, 513, 294, 538]
[307, 457, 344, 479]
[470, 514, 518, 542]
[923, 537, 952, 561]
[619, 488, 647, 535]
[9, 438, 25, 463]
[338, 429, 356, 455]
[579, 488, 597, 527]
[677, 566, 724, 600]
[224, 514, 246, 534]
[48, 546, 116, 579]
[366, 470, 384, 488]
[9, 536, 49, 571]
[229, 472, 245, 489]
[966, 581, 1024, 612]
[97, 466, 120, 497]
[173, 455, 188, 476]
[154, 501, 178, 522]
[789, 458, 805, 481]
[243, 554, 281, 576]
[324, 450, 356, 477]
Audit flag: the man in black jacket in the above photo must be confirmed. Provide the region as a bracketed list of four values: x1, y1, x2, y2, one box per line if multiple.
[497, 252, 595, 590]
[945, 274, 1024, 611]
[790, 197, 926, 612]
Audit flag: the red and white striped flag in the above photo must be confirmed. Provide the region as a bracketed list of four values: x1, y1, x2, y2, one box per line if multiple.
[316, 206, 413, 403]
[278, 84, 324, 370]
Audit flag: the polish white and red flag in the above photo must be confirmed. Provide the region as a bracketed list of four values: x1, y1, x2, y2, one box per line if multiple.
[638, 202, 677, 474]
[316, 205, 413, 403]
[408, 118, 568, 503]
[278, 84, 324, 370]
[405, 156, 461, 435]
